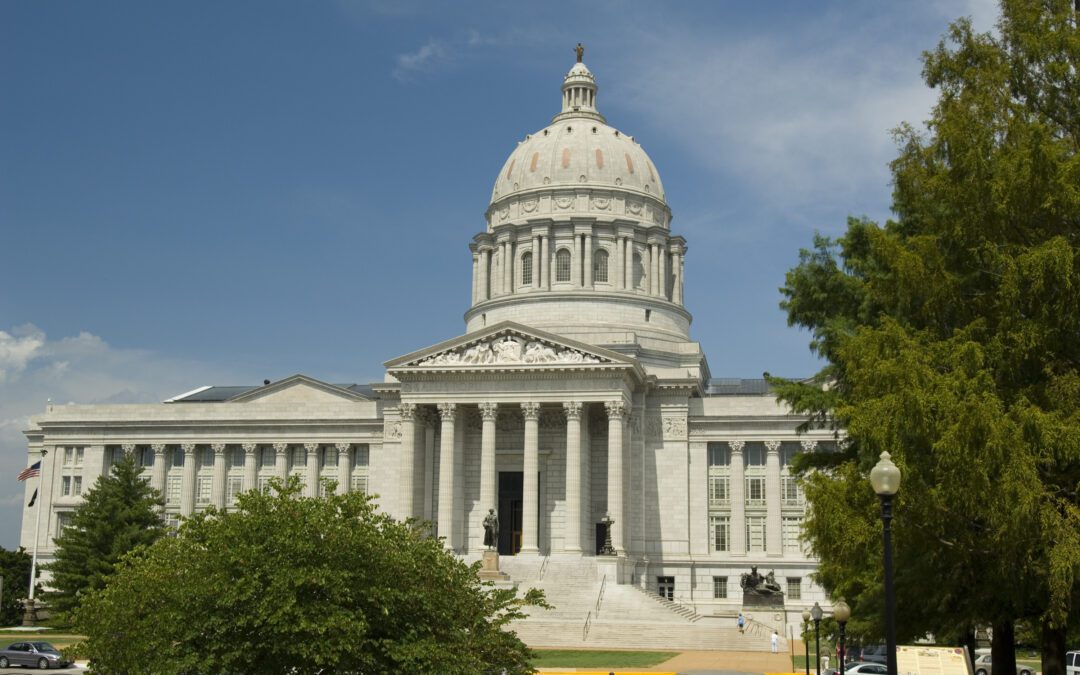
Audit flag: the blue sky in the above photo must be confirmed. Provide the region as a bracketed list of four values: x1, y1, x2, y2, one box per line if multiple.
[0, 0, 997, 549]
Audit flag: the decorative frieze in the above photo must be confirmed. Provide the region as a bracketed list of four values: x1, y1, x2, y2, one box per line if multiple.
[414, 334, 603, 367]
[662, 416, 687, 440]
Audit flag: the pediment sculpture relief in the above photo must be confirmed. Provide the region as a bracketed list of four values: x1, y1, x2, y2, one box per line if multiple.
[416, 335, 604, 367]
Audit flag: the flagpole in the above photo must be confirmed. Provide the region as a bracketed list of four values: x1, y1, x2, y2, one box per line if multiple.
[23, 448, 46, 627]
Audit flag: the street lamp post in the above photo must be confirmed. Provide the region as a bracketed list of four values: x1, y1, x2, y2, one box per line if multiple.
[835, 598, 851, 675]
[811, 601, 824, 675]
[802, 609, 812, 675]
[870, 451, 902, 675]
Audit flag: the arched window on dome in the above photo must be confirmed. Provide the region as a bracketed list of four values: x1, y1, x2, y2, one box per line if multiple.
[633, 252, 646, 290]
[593, 249, 609, 283]
[521, 252, 533, 286]
[555, 249, 571, 283]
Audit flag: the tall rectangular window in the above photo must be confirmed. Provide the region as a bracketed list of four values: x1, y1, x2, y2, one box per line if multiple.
[746, 476, 766, 505]
[261, 447, 275, 470]
[352, 444, 370, 493]
[521, 252, 533, 285]
[746, 516, 766, 552]
[227, 477, 244, 504]
[200, 447, 213, 468]
[556, 249, 571, 282]
[166, 475, 182, 504]
[710, 515, 730, 552]
[709, 475, 730, 506]
[196, 476, 212, 505]
[787, 577, 802, 600]
[230, 448, 244, 468]
[55, 512, 73, 539]
[783, 516, 804, 554]
[782, 474, 803, 506]
[322, 446, 337, 467]
[140, 447, 154, 468]
[62, 476, 72, 496]
[291, 447, 306, 472]
[713, 576, 728, 599]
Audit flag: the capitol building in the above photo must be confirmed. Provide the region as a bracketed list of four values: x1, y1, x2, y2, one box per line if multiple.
[22, 52, 834, 647]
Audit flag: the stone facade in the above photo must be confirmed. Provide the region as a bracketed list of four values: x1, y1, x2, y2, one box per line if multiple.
[19, 55, 834, 634]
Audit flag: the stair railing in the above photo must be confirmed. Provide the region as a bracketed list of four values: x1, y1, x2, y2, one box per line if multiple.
[595, 574, 607, 617]
[538, 555, 549, 581]
[582, 610, 592, 641]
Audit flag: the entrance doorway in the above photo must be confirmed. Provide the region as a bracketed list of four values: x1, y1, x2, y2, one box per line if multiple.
[497, 472, 523, 555]
[657, 576, 675, 600]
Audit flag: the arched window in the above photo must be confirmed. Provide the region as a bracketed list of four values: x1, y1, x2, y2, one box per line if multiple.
[521, 252, 533, 286]
[593, 249, 609, 283]
[633, 252, 646, 289]
[556, 248, 571, 282]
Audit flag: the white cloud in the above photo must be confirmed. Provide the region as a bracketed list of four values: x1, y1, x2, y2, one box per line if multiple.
[0, 325, 239, 550]
[393, 39, 452, 81]
[0, 325, 46, 382]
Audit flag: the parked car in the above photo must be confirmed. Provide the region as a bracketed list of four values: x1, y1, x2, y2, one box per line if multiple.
[973, 653, 1034, 675]
[0, 641, 71, 669]
[1066, 650, 1079, 675]
[828, 662, 889, 675]
[856, 645, 889, 664]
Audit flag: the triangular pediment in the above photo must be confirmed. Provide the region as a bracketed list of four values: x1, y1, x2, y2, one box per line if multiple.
[385, 322, 635, 371]
[228, 375, 369, 404]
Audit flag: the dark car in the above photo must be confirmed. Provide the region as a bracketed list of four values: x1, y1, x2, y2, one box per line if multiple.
[852, 645, 889, 664]
[0, 641, 71, 669]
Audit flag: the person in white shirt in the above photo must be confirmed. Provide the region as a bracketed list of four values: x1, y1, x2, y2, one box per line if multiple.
[772, 630, 779, 653]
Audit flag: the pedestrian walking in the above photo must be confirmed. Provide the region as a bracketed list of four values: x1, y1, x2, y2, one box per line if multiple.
[771, 630, 779, 653]
[737, 612, 744, 633]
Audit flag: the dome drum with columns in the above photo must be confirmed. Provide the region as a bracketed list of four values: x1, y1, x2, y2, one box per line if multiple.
[19, 48, 834, 646]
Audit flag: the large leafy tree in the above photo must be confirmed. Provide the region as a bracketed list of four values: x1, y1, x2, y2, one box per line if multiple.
[44, 453, 164, 622]
[773, 2, 1080, 674]
[0, 547, 33, 626]
[74, 478, 545, 674]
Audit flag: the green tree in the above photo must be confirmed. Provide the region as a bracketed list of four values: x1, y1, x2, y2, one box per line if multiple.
[0, 546, 33, 626]
[44, 453, 164, 623]
[74, 478, 545, 674]
[773, 2, 1080, 674]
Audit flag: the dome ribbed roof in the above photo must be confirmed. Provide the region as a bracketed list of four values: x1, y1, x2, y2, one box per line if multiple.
[489, 58, 666, 206]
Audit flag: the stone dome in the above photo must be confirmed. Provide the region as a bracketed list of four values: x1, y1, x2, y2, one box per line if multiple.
[487, 58, 668, 227]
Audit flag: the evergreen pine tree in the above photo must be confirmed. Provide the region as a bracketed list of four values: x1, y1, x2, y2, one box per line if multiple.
[44, 453, 164, 622]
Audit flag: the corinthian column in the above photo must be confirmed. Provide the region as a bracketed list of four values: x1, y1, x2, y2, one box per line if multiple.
[605, 401, 627, 555]
[399, 403, 418, 518]
[151, 444, 167, 498]
[765, 440, 783, 555]
[305, 443, 320, 498]
[274, 443, 289, 482]
[478, 403, 498, 516]
[211, 443, 227, 509]
[729, 441, 746, 555]
[563, 401, 583, 553]
[336, 443, 352, 495]
[521, 402, 541, 554]
[436, 403, 457, 548]
[242, 443, 258, 495]
[180, 444, 197, 517]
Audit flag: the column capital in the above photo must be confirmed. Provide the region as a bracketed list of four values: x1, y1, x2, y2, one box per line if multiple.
[398, 402, 417, 420]
[765, 440, 782, 453]
[604, 400, 627, 419]
[437, 402, 457, 418]
[273, 442, 289, 455]
[335, 442, 351, 453]
[521, 402, 541, 420]
[121, 443, 136, 456]
[563, 401, 582, 420]
[152, 443, 167, 456]
[303, 442, 319, 453]
[728, 440, 746, 454]
[242, 443, 258, 456]
[181, 443, 196, 455]
[800, 440, 819, 453]
[479, 402, 498, 420]
[211, 443, 226, 456]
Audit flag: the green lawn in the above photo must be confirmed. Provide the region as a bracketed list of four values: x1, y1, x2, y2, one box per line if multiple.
[0, 631, 83, 650]
[531, 649, 678, 668]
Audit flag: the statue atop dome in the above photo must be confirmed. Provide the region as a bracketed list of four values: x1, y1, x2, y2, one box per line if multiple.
[574, 43, 584, 63]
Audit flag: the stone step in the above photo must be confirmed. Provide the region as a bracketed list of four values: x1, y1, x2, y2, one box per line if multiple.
[509, 619, 785, 651]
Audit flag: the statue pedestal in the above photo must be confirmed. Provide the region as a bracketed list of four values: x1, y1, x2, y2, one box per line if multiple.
[477, 550, 511, 583]
[21, 598, 38, 627]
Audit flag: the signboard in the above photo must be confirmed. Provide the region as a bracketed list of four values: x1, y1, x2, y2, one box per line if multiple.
[897, 645, 973, 675]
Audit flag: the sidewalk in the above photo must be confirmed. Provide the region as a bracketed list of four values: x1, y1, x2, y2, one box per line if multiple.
[537, 648, 799, 675]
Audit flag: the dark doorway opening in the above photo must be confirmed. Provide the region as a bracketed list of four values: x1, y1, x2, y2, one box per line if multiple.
[595, 521, 608, 555]
[657, 576, 675, 599]
[498, 471, 523, 555]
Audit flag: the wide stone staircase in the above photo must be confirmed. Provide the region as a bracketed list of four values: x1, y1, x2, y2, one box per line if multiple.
[497, 556, 780, 651]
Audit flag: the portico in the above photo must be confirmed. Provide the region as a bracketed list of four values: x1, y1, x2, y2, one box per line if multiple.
[386, 322, 644, 557]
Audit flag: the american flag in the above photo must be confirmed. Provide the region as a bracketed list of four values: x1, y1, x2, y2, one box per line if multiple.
[17, 461, 41, 482]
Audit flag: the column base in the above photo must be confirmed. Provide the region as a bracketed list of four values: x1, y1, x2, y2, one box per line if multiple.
[517, 547, 541, 555]
[21, 598, 38, 627]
